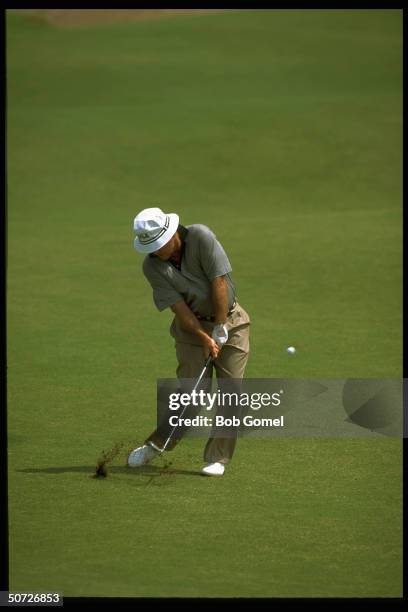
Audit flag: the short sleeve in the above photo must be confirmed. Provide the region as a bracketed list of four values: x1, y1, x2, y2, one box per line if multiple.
[196, 225, 232, 281]
[143, 257, 183, 312]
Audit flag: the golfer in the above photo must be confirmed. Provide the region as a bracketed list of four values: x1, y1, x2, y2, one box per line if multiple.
[128, 207, 250, 476]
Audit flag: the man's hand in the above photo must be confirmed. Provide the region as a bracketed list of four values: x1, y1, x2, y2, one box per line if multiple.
[212, 323, 228, 347]
[171, 300, 220, 360]
[201, 335, 220, 360]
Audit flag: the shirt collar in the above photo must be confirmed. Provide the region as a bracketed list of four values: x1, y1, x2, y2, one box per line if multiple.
[178, 224, 189, 243]
[148, 225, 188, 258]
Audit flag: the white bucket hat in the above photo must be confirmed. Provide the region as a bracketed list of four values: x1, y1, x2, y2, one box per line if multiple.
[133, 207, 179, 253]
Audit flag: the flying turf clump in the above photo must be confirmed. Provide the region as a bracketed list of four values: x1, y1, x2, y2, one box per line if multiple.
[93, 442, 125, 478]
[94, 461, 108, 478]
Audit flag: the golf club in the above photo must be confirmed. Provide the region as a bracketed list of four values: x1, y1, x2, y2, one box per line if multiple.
[159, 355, 213, 453]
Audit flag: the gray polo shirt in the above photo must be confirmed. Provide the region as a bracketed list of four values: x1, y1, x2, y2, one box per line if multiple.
[142, 224, 236, 316]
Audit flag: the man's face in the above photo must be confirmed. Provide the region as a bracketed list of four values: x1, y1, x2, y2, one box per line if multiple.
[153, 233, 179, 261]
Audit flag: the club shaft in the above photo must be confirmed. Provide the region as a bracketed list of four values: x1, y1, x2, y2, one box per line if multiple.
[161, 356, 212, 452]
[192, 355, 212, 393]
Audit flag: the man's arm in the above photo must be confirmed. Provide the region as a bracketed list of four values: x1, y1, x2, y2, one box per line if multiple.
[210, 275, 229, 347]
[211, 275, 229, 324]
[170, 300, 220, 359]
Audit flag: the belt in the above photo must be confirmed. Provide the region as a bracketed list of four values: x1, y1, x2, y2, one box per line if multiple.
[195, 301, 236, 322]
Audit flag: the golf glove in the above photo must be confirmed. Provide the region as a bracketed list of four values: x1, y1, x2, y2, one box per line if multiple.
[212, 324, 228, 347]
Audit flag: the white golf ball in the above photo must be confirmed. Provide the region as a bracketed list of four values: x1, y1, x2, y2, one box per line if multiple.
[287, 346, 296, 354]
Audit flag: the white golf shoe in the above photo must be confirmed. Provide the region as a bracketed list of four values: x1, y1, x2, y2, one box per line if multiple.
[127, 444, 159, 467]
[201, 462, 225, 477]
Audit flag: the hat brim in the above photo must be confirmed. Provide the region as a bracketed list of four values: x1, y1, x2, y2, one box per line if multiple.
[134, 213, 180, 253]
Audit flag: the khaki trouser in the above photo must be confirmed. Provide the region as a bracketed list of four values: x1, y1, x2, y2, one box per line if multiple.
[145, 302, 250, 464]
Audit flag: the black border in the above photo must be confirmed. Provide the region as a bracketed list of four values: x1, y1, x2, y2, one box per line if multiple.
[1, 7, 405, 605]
[1, 6, 9, 595]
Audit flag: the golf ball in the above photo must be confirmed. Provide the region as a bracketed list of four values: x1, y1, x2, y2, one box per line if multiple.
[287, 346, 296, 354]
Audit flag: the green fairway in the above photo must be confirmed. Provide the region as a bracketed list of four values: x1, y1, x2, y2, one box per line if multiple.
[6, 9, 402, 597]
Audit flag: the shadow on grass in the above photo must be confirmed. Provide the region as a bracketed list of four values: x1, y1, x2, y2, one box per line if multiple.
[17, 464, 204, 488]
[17, 465, 203, 478]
